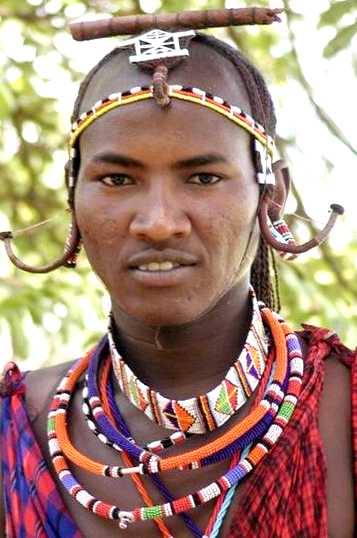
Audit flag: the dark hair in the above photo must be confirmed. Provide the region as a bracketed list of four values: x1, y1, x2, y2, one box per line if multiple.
[69, 32, 279, 310]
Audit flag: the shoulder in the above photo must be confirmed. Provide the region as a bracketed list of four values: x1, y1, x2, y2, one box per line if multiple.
[319, 354, 355, 537]
[299, 325, 356, 538]
[25, 359, 75, 422]
[0, 359, 75, 421]
[297, 325, 355, 476]
[318, 351, 352, 454]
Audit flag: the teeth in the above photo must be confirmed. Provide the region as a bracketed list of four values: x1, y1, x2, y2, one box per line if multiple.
[137, 261, 180, 272]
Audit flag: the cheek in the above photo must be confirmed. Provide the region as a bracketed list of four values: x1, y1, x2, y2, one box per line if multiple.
[74, 187, 125, 270]
[204, 187, 259, 262]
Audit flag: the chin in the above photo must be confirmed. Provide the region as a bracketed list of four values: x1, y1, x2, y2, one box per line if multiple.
[116, 297, 209, 328]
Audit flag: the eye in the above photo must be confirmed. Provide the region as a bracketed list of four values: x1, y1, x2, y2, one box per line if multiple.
[99, 174, 133, 187]
[187, 173, 222, 186]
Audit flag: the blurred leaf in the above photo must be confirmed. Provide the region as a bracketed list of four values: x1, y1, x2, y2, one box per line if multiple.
[323, 20, 357, 58]
[318, 0, 357, 28]
[0, 82, 15, 118]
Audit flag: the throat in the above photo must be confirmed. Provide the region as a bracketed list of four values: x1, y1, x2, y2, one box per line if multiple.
[109, 284, 255, 400]
[154, 327, 164, 351]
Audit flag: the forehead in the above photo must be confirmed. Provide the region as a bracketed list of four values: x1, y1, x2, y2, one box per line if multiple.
[79, 40, 252, 115]
[79, 97, 252, 166]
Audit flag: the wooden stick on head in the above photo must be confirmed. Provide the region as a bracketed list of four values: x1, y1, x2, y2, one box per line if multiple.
[68, 8, 283, 108]
[69, 7, 284, 40]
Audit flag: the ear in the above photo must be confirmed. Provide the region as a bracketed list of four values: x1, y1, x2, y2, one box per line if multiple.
[268, 159, 291, 222]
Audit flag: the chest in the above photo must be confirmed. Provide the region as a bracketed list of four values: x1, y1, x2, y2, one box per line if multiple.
[36, 389, 249, 538]
[31, 378, 355, 538]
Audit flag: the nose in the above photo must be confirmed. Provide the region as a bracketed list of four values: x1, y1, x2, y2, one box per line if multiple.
[129, 183, 191, 242]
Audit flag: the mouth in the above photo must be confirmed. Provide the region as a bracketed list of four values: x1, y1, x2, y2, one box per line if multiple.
[136, 260, 183, 272]
[129, 265, 196, 287]
[127, 251, 198, 287]
[128, 249, 198, 271]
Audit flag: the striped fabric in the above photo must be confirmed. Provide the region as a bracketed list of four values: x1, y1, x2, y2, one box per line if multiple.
[0, 363, 83, 538]
[1, 325, 356, 537]
[227, 325, 357, 537]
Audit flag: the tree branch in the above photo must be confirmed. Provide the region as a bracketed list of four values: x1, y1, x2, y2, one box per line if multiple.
[282, 0, 357, 157]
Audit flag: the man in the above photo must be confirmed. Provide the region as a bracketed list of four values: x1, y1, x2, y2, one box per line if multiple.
[0, 23, 355, 538]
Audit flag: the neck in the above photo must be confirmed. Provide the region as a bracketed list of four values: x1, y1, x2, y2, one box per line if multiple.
[110, 281, 252, 399]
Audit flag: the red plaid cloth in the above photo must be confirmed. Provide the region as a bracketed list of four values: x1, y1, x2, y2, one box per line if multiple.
[227, 325, 357, 537]
[0, 362, 83, 538]
[1, 326, 356, 537]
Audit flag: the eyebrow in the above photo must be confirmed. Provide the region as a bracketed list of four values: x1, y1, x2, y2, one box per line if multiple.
[174, 153, 230, 169]
[92, 152, 143, 168]
[90, 151, 230, 170]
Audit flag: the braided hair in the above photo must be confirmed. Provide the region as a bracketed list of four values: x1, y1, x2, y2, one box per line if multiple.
[69, 32, 280, 310]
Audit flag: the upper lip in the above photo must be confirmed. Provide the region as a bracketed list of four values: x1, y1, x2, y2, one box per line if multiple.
[127, 249, 198, 268]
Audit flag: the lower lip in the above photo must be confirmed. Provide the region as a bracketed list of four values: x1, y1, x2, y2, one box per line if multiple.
[129, 265, 196, 287]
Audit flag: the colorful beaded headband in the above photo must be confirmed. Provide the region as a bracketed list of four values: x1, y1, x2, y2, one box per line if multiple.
[68, 84, 277, 188]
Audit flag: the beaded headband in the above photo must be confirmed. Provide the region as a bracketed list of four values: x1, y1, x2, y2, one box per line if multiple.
[68, 84, 277, 188]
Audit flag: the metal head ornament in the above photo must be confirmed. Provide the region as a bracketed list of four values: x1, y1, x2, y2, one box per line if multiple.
[117, 28, 196, 65]
[115, 28, 196, 106]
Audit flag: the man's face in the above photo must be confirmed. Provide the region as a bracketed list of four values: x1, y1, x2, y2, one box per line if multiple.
[74, 43, 260, 326]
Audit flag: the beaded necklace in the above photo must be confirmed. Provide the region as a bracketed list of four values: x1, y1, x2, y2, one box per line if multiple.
[83, 333, 281, 477]
[108, 289, 269, 435]
[49, 307, 289, 478]
[81, 347, 269, 535]
[47, 307, 303, 529]
[90, 334, 274, 537]
[83, 376, 193, 455]
[97, 355, 250, 538]
[52, 323, 283, 477]
[93, 355, 204, 538]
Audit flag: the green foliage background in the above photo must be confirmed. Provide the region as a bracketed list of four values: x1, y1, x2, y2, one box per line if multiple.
[0, 0, 356, 367]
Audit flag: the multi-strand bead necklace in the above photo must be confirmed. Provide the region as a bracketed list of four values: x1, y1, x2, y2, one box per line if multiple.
[48, 301, 303, 535]
[84, 345, 263, 537]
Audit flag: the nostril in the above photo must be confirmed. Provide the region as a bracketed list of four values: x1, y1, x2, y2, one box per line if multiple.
[129, 213, 191, 241]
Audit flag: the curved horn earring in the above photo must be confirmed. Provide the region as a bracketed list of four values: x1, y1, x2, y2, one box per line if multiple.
[258, 193, 344, 255]
[0, 213, 81, 274]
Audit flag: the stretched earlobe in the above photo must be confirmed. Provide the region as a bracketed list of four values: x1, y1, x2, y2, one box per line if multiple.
[258, 192, 344, 255]
[267, 160, 297, 259]
[269, 160, 291, 221]
[0, 212, 81, 274]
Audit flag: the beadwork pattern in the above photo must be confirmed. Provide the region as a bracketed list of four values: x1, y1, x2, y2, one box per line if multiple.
[47, 308, 303, 529]
[96, 356, 203, 538]
[82, 376, 193, 455]
[50, 307, 286, 477]
[88, 336, 274, 536]
[93, 348, 251, 537]
[272, 218, 296, 250]
[85, 333, 279, 474]
[109, 289, 269, 435]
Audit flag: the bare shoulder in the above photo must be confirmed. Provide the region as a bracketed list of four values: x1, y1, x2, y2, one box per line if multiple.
[25, 359, 75, 422]
[318, 353, 354, 537]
